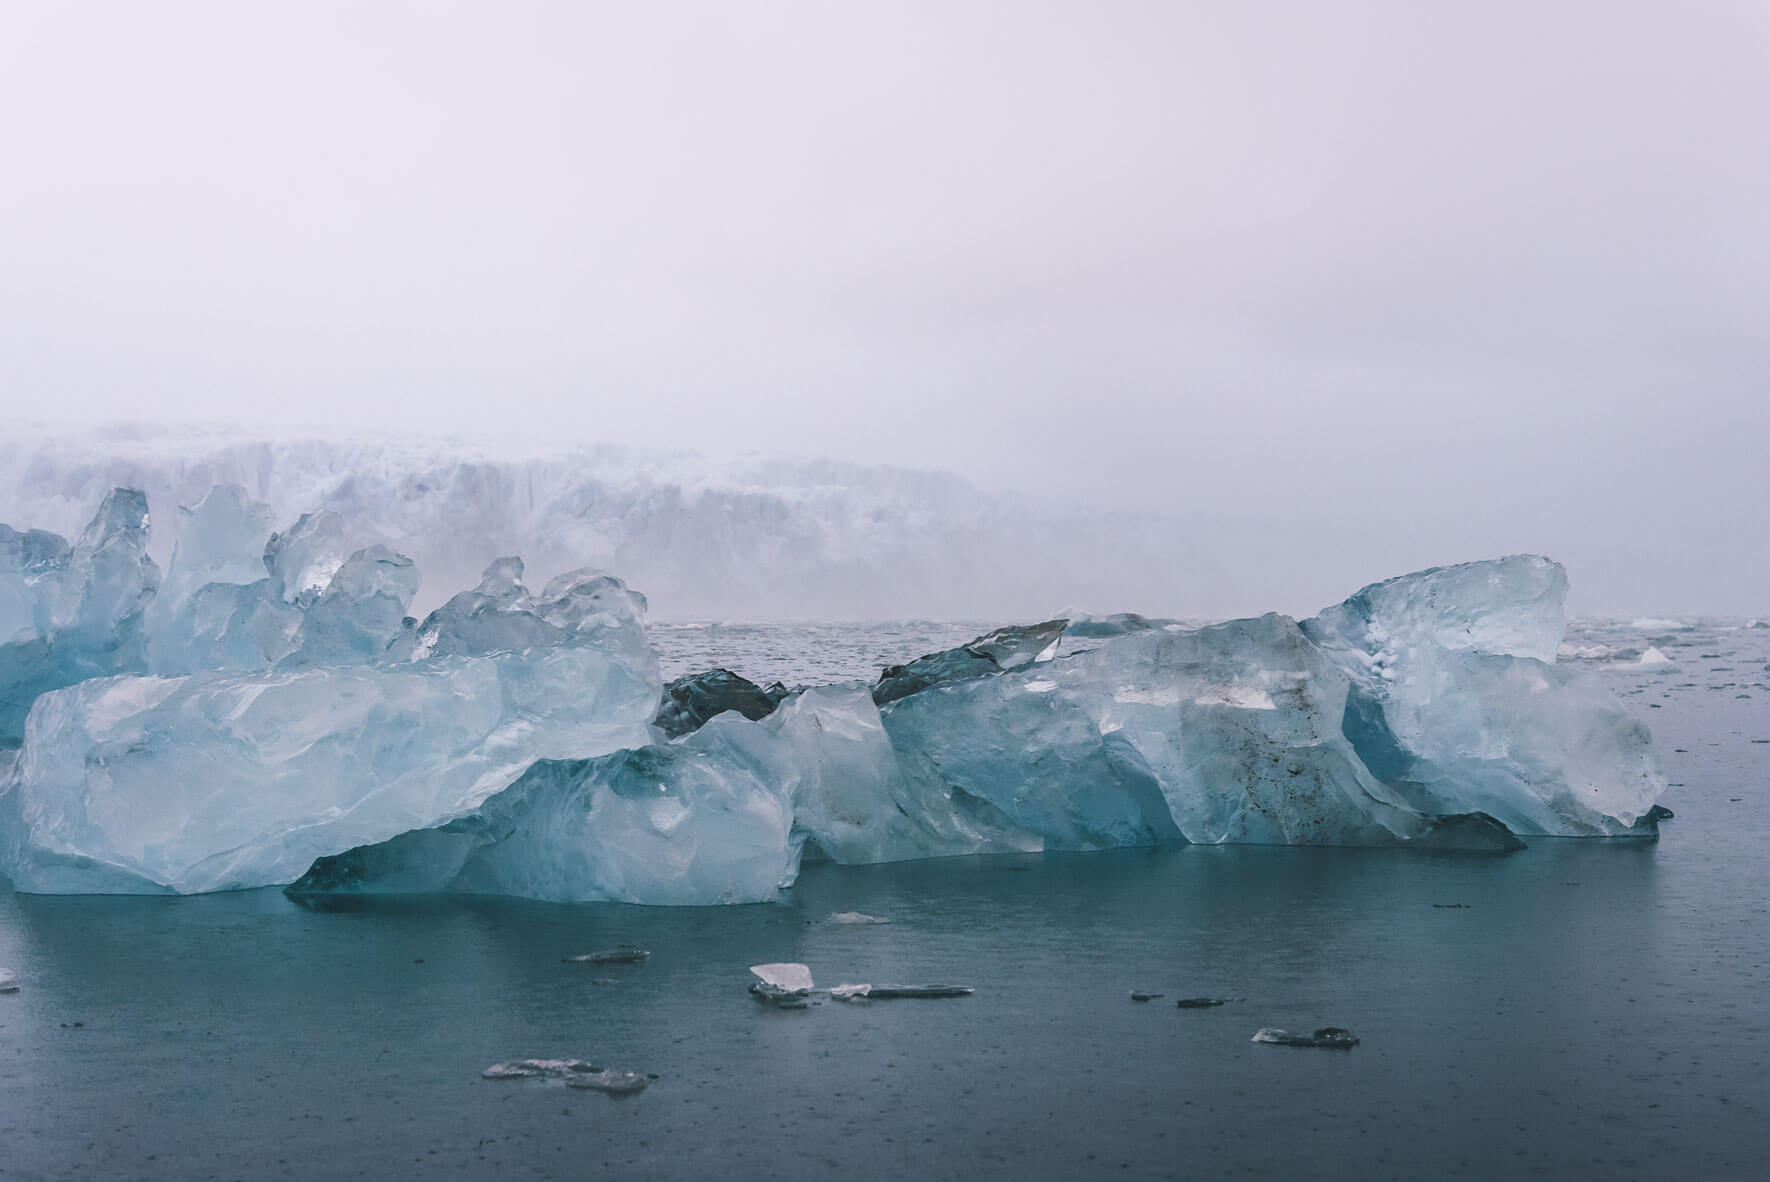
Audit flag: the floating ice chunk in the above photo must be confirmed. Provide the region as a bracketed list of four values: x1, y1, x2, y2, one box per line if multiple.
[749, 962, 815, 1007]
[830, 983, 871, 999]
[565, 1069, 649, 1095]
[0, 968, 17, 993]
[1175, 997, 1237, 1008]
[482, 1059, 599, 1080]
[1251, 1026, 1359, 1048]
[825, 912, 892, 925]
[853, 984, 973, 998]
[1638, 646, 1674, 667]
[1303, 557, 1666, 835]
[1129, 992, 1164, 1002]
[562, 948, 650, 965]
[750, 963, 814, 991]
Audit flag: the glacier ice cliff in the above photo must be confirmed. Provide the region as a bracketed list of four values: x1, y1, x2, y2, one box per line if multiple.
[0, 484, 1666, 901]
[0, 428, 1231, 621]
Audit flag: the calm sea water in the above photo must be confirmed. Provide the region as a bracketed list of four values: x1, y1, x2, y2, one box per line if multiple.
[1, 618, 1766, 1180]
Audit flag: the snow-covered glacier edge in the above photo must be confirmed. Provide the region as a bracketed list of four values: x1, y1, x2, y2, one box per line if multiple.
[0, 484, 1668, 903]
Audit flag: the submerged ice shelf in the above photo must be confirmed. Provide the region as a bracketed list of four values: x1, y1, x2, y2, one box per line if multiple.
[0, 486, 1667, 901]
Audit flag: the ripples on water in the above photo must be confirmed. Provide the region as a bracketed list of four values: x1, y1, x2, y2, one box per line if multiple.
[1, 617, 1767, 1179]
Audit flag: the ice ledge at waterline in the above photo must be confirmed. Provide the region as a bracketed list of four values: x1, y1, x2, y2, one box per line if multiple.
[0, 487, 1665, 901]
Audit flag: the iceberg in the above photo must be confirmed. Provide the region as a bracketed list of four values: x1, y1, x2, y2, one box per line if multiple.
[285, 555, 1659, 905]
[0, 484, 1666, 904]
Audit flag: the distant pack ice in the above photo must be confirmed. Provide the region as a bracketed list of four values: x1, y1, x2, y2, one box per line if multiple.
[0, 486, 1666, 899]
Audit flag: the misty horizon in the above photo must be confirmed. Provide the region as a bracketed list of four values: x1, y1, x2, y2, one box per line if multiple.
[3, 3, 1765, 613]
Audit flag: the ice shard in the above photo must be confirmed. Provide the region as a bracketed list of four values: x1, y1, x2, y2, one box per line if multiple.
[1, 490, 159, 745]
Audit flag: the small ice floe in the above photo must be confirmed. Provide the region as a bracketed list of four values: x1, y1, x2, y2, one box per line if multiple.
[1130, 992, 1165, 1002]
[565, 1069, 649, 1096]
[825, 911, 892, 925]
[1251, 1026, 1359, 1048]
[1638, 647, 1674, 668]
[483, 1059, 600, 1080]
[563, 947, 650, 965]
[749, 963, 815, 1008]
[829, 983, 973, 1000]
[0, 969, 18, 993]
[1174, 997, 1236, 1008]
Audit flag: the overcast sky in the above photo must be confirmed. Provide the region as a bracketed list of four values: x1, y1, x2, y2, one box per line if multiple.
[2, 2, 1765, 613]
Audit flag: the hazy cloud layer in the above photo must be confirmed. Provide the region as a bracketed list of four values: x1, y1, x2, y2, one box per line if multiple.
[2, 2, 1764, 613]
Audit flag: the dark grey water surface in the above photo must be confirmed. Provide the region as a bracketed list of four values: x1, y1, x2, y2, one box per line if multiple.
[2, 620, 1767, 1180]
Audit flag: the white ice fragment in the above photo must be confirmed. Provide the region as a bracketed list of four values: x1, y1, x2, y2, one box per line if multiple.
[750, 963, 814, 991]
[0, 968, 17, 993]
[826, 912, 892, 925]
[830, 983, 872, 999]
[565, 1069, 649, 1095]
[1638, 646, 1674, 667]
[482, 1059, 598, 1079]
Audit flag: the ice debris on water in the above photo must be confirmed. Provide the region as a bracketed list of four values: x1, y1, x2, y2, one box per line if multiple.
[826, 912, 892, 925]
[1130, 992, 1164, 1002]
[1251, 1026, 1360, 1048]
[830, 983, 973, 1000]
[749, 962, 815, 1008]
[0, 968, 18, 993]
[483, 1059, 599, 1080]
[752, 964, 971, 1004]
[1174, 997, 1237, 1008]
[0, 486, 1672, 903]
[482, 1060, 650, 1093]
[565, 1069, 648, 1095]
[562, 948, 650, 965]
[750, 963, 815, 991]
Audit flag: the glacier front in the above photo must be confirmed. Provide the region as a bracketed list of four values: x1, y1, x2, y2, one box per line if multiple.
[0, 483, 1667, 901]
